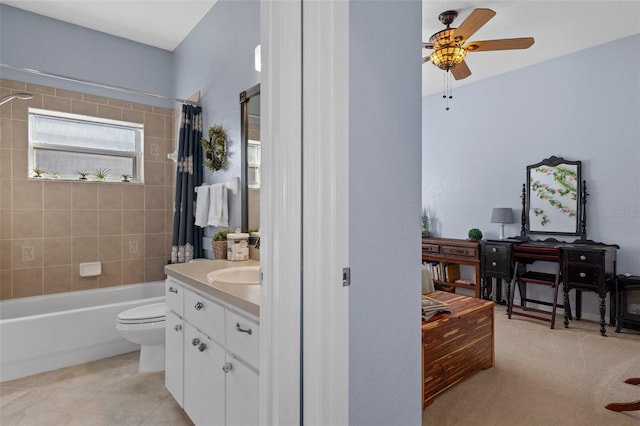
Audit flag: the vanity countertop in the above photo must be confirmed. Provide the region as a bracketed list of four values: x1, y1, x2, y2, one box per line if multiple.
[165, 259, 260, 317]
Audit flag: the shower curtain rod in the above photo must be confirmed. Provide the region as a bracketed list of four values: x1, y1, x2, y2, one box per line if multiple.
[1, 63, 199, 106]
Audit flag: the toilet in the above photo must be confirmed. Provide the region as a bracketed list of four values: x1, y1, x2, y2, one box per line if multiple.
[116, 302, 166, 372]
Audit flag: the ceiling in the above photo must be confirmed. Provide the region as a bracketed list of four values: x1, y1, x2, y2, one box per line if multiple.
[2, 1, 639, 96]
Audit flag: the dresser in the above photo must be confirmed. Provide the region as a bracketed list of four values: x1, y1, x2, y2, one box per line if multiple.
[480, 240, 513, 303]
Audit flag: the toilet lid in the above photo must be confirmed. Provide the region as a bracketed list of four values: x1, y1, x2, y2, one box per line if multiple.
[118, 303, 166, 322]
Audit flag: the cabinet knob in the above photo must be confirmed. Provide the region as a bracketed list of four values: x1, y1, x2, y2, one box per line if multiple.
[580, 255, 586, 261]
[236, 322, 253, 335]
[492, 248, 498, 253]
[168, 286, 178, 294]
[198, 342, 207, 352]
[222, 362, 233, 373]
[580, 272, 586, 278]
[174, 324, 182, 332]
[194, 301, 204, 311]
[192, 338, 200, 346]
[491, 262, 497, 267]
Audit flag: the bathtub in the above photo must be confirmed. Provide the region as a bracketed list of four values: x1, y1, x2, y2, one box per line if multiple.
[0, 281, 165, 382]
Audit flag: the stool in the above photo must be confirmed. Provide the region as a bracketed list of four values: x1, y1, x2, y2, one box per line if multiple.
[615, 275, 640, 333]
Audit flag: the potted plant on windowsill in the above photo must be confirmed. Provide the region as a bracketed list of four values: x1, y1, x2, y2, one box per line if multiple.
[211, 229, 234, 260]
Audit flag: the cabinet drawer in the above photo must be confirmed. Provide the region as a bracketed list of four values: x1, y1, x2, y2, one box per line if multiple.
[566, 264, 602, 286]
[226, 309, 259, 369]
[184, 288, 225, 343]
[484, 257, 509, 276]
[165, 278, 184, 316]
[441, 245, 477, 259]
[566, 250, 602, 264]
[422, 244, 440, 254]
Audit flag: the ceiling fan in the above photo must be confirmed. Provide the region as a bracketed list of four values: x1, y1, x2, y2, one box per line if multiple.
[423, 8, 534, 80]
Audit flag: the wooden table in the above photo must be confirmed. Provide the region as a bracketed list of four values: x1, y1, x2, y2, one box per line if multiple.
[422, 291, 494, 409]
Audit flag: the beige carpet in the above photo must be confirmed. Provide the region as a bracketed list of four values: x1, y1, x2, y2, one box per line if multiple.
[423, 305, 640, 426]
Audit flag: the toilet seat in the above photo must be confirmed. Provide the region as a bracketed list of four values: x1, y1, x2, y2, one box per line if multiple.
[117, 302, 166, 325]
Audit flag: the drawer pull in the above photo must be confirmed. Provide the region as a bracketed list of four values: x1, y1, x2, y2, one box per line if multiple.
[491, 262, 497, 267]
[174, 324, 182, 332]
[492, 248, 498, 253]
[194, 301, 204, 311]
[168, 286, 178, 294]
[222, 362, 233, 373]
[579, 272, 586, 278]
[236, 323, 253, 335]
[198, 342, 207, 352]
[580, 255, 587, 261]
[192, 338, 200, 346]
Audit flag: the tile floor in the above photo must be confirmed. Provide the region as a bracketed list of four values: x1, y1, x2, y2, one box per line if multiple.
[0, 351, 193, 426]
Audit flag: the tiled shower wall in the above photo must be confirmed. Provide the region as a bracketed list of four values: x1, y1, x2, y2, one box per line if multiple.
[0, 79, 176, 300]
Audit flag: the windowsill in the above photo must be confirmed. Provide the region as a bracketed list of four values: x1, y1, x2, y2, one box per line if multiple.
[28, 176, 144, 184]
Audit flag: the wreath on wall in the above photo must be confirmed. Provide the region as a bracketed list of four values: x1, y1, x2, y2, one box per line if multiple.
[201, 125, 228, 172]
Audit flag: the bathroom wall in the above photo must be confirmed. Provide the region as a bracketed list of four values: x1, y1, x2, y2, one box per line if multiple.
[0, 79, 175, 299]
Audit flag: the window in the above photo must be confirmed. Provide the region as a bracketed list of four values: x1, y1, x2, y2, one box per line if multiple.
[247, 140, 261, 188]
[28, 108, 144, 182]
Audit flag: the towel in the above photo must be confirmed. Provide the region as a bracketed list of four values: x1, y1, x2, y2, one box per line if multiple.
[207, 183, 228, 227]
[194, 185, 210, 227]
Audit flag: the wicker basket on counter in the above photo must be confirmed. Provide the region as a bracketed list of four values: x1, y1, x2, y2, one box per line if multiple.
[211, 240, 227, 260]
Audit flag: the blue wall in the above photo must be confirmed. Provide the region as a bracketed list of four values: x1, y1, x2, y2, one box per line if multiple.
[0, 4, 174, 108]
[350, 1, 422, 424]
[423, 33, 640, 316]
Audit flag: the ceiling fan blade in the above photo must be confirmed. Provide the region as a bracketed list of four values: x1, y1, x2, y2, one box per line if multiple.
[466, 37, 535, 52]
[423, 42, 434, 49]
[456, 8, 496, 42]
[451, 60, 471, 80]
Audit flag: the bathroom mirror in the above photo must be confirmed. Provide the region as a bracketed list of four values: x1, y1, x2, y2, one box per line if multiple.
[240, 83, 260, 233]
[525, 156, 582, 236]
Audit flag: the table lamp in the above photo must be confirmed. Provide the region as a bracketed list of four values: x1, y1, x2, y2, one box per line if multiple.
[490, 208, 514, 240]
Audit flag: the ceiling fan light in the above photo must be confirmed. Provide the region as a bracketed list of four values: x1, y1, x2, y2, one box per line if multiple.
[429, 29, 459, 49]
[430, 47, 467, 71]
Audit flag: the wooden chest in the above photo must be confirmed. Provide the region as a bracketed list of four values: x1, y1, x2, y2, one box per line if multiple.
[422, 291, 494, 409]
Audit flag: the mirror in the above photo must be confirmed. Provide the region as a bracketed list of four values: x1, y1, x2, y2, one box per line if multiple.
[240, 84, 260, 233]
[525, 156, 582, 236]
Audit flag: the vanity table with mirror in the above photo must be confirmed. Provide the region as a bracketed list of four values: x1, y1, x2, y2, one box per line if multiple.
[485, 156, 619, 336]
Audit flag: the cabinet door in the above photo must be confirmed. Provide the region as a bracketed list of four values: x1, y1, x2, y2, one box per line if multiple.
[184, 323, 225, 426]
[226, 354, 259, 426]
[165, 310, 184, 407]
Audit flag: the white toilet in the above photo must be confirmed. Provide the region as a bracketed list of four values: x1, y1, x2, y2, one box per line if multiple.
[116, 302, 167, 372]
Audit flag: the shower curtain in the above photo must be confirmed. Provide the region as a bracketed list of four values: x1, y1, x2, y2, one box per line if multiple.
[171, 104, 203, 263]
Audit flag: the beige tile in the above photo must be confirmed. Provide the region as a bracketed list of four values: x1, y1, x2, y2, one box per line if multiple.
[145, 185, 165, 210]
[165, 164, 176, 189]
[144, 161, 165, 185]
[12, 180, 42, 209]
[132, 102, 153, 113]
[44, 210, 71, 237]
[55, 88, 84, 100]
[99, 235, 122, 261]
[83, 93, 109, 105]
[98, 261, 122, 287]
[71, 100, 97, 116]
[98, 184, 122, 209]
[0, 239, 11, 269]
[145, 210, 165, 234]
[25, 83, 56, 96]
[1, 118, 11, 149]
[10, 148, 27, 180]
[13, 209, 43, 238]
[11, 119, 28, 150]
[72, 236, 98, 263]
[43, 237, 72, 266]
[144, 112, 165, 138]
[72, 182, 97, 209]
[98, 210, 122, 235]
[0, 149, 11, 178]
[144, 234, 166, 258]
[0, 100, 10, 120]
[12, 238, 43, 268]
[11, 94, 42, 120]
[72, 210, 97, 236]
[72, 270, 97, 291]
[109, 98, 133, 109]
[153, 106, 173, 117]
[44, 181, 72, 209]
[0, 269, 11, 299]
[97, 104, 122, 120]
[122, 108, 144, 124]
[42, 95, 72, 113]
[122, 259, 144, 285]
[13, 267, 43, 297]
[122, 185, 144, 210]
[0, 79, 26, 90]
[123, 235, 145, 259]
[165, 185, 174, 211]
[164, 209, 173, 234]
[0, 178, 10, 208]
[0, 209, 11, 239]
[123, 210, 144, 235]
[145, 257, 167, 282]
[144, 137, 166, 162]
[43, 265, 72, 294]
[141, 397, 193, 426]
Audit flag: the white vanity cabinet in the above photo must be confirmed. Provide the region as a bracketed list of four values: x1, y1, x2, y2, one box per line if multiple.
[164, 277, 259, 426]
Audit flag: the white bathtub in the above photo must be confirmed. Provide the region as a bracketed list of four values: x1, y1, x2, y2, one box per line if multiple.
[0, 282, 165, 382]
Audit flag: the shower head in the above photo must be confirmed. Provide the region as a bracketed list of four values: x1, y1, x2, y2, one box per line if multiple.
[0, 92, 34, 106]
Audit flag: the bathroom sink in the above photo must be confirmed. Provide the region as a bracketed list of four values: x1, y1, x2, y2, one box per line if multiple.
[206, 265, 260, 285]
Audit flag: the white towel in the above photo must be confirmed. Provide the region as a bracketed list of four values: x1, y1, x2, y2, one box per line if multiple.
[194, 185, 210, 228]
[207, 183, 228, 227]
